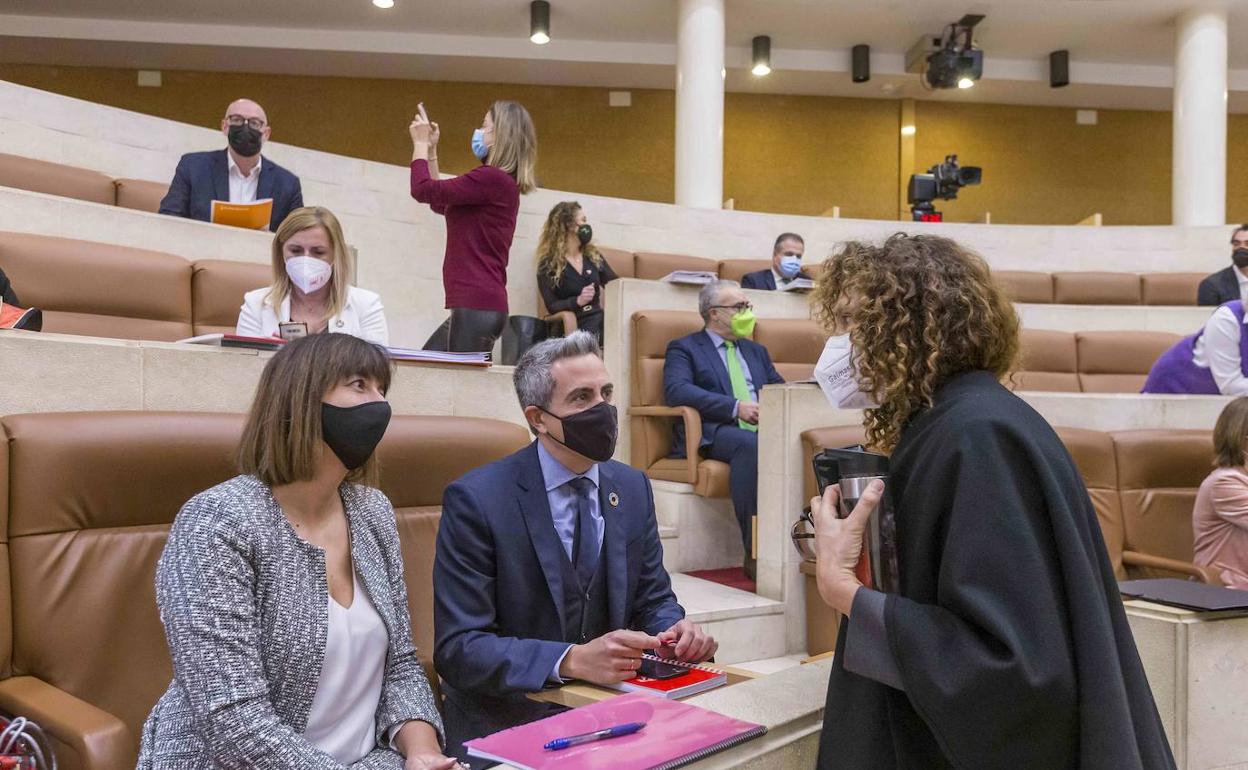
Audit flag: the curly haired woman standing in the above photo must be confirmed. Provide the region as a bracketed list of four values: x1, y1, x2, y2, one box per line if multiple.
[807, 234, 1174, 769]
[535, 201, 617, 345]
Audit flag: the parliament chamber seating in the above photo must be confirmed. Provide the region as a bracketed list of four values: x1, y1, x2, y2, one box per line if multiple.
[0, 153, 167, 212]
[994, 269, 1207, 306]
[0, 411, 529, 770]
[796, 424, 1220, 656]
[0, 231, 271, 341]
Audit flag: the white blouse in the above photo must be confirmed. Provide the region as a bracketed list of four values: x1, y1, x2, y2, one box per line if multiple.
[304, 570, 390, 763]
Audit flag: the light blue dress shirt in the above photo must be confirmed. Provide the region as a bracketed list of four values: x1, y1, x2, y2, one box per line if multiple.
[705, 328, 756, 418]
[536, 440, 604, 683]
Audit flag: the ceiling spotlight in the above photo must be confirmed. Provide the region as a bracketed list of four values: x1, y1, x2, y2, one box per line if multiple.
[372, 0, 394, 7]
[957, 76, 975, 89]
[752, 35, 772, 77]
[530, 1, 551, 45]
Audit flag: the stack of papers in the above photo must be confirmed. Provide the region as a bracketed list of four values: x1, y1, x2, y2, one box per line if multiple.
[779, 277, 816, 292]
[386, 346, 491, 366]
[661, 270, 719, 285]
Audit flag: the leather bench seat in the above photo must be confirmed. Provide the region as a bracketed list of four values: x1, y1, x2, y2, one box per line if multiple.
[0, 153, 169, 211]
[0, 411, 529, 770]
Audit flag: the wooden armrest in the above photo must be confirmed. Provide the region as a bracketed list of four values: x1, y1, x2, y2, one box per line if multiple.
[0, 676, 134, 770]
[543, 310, 579, 335]
[801, 650, 836, 665]
[627, 405, 703, 484]
[1122, 550, 1224, 585]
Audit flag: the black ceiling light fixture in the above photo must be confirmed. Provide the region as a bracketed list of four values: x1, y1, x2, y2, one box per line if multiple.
[530, 0, 551, 45]
[852, 44, 870, 83]
[752, 35, 772, 77]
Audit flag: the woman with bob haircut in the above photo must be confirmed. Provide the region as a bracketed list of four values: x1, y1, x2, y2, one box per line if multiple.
[805, 233, 1174, 769]
[138, 333, 456, 770]
[535, 201, 617, 345]
[408, 100, 537, 353]
[1193, 396, 1248, 589]
[236, 206, 389, 345]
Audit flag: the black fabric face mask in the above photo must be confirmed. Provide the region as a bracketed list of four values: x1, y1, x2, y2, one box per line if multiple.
[577, 224, 593, 247]
[321, 401, 392, 471]
[1233, 248, 1248, 270]
[541, 401, 618, 463]
[228, 124, 263, 157]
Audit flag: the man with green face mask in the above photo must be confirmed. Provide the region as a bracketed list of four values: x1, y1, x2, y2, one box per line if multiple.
[662, 280, 786, 581]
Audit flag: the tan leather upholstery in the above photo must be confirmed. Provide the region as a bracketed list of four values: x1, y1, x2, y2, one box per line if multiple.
[1053, 271, 1142, 305]
[0, 411, 530, 770]
[718, 259, 771, 283]
[1054, 427, 1125, 579]
[1076, 331, 1179, 393]
[1016, 329, 1079, 392]
[113, 179, 169, 214]
[755, 318, 823, 382]
[798, 426, 870, 502]
[0, 153, 115, 206]
[1112, 429, 1214, 580]
[597, 246, 635, 279]
[0, 422, 10, 680]
[995, 270, 1054, 304]
[632, 252, 720, 280]
[0, 231, 193, 341]
[190, 259, 272, 335]
[1140, 273, 1206, 306]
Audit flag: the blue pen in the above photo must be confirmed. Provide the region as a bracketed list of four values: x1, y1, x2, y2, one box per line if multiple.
[544, 721, 646, 751]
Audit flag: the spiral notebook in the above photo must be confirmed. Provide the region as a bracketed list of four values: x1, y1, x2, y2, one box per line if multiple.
[464, 692, 765, 770]
[604, 654, 727, 699]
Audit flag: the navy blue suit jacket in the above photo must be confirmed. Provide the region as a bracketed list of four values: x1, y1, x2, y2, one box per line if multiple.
[740, 268, 812, 291]
[158, 149, 303, 230]
[663, 330, 785, 457]
[433, 441, 684, 743]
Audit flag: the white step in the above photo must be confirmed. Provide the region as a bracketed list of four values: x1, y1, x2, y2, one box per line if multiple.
[651, 479, 744, 572]
[668, 573, 787, 664]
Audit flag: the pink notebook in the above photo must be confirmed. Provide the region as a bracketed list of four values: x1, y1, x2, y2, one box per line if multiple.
[464, 692, 766, 770]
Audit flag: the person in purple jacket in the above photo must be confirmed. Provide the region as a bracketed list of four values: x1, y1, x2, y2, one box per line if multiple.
[409, 101, 537, 354]
[1143, 300, 1248, 395]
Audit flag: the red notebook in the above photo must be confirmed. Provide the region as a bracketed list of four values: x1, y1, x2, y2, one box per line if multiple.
[605, 654, 727, 699]
[464, 692, 765, 770]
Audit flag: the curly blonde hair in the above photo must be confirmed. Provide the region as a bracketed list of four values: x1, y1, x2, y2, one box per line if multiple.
[811, 233, 1019, 451]
[536, 201, 603, 288]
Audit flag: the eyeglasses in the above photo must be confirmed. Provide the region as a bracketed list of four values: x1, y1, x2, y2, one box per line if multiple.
[790, 507, 816, 562]
[711, 302, 753, 313]
[226, 114, 267, 130]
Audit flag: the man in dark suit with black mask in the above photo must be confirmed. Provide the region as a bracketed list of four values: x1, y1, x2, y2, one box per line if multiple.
[1198, 224, 1248, 306]
[159, 98, 302, 231]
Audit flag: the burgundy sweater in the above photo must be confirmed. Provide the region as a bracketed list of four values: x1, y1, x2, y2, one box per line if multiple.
[410, 160, 519, 313]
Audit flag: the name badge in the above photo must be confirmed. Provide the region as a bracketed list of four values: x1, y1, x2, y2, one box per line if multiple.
[279, 322, 309, 342]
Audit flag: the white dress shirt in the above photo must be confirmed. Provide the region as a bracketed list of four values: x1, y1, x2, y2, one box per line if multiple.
[1192, 305, 1248, 394]
[227, 152, 262, 204]
[236, 285, 390, 346]
[304, 570, 389, 763]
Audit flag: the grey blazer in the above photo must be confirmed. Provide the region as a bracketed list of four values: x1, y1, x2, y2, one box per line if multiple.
[137, 475, 444, 769]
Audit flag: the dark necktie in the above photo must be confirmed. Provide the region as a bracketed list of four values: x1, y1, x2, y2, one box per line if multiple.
[567, 477, 599, 588]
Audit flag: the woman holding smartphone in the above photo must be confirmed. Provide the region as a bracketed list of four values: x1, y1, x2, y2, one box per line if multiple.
[409, 101, 537, 354]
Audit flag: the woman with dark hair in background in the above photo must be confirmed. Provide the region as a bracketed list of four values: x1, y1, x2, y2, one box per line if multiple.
[1193, 396, 1248, 589]
[535, 201, 617, 345]
[138, 334, 455, 770]
[409, 100, 537, 354]
[806, 233, 1174, 769]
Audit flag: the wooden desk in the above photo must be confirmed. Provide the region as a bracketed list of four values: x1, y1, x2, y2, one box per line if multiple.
[527, 666, 763, 709]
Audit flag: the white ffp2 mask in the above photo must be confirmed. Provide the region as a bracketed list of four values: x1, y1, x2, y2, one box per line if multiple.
[814, 334, 879, 409]
[285, 256, 333, 295]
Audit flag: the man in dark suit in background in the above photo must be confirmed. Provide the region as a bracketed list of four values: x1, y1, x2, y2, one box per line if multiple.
[741, 232, 810, 291]
[434, 331, 716, 767]
[159, 98, 303, 231]
[1198, 224, 1248, 306]
[663, 280, 785, 579]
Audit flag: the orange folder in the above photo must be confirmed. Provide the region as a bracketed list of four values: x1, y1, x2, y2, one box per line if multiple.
[210, 198, 273, 230]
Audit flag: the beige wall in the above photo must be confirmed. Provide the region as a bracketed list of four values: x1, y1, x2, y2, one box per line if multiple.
[1, 62, 1247, 225]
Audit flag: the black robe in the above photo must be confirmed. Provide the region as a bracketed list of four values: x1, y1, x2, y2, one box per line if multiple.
[818, 371, 1175, 769]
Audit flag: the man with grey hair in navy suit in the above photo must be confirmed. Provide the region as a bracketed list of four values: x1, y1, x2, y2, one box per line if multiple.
[434, 330, 718, 767]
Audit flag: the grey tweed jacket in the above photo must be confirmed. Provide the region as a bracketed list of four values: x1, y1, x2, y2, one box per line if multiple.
[136, 475, 444, 769]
